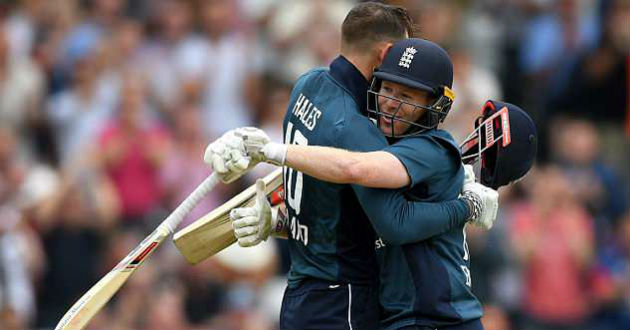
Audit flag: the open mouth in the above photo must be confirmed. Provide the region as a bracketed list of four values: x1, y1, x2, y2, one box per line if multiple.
[380, 114, 393, 125]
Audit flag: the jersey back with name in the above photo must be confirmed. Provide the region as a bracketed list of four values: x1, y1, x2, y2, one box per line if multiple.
[282, 68, 385, 287]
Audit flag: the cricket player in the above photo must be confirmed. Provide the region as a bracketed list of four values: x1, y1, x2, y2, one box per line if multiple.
[205, 4, 498, 330]
[209, 38, 502, 330]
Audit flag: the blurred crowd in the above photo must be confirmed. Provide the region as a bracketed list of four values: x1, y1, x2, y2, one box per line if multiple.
[0, 0, 627, 329]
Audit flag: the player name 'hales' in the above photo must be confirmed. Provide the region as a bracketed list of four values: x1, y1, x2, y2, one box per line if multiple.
[292, 93, 322, 131]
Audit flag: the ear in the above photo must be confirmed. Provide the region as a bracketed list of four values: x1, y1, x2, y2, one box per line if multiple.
[376, 42, 394, 64]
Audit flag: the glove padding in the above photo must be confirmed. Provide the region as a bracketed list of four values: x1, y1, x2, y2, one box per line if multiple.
[236, 127, 286, 166]
[462, 182, 499, 230]
[463, 164, 475, 185]
[230, 179, 273, 247]
[203, 130, 255, 183]
[203, 127, 286, 183]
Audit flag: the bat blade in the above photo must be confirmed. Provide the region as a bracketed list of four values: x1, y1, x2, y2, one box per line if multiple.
[173, 168, 283, 265]
[55, 173, 220, 330]
[55, 227, 167, 330]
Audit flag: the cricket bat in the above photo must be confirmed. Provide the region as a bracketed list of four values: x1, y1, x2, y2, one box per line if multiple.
[55, 173, 221, 330]
[173, 168, 284, 265]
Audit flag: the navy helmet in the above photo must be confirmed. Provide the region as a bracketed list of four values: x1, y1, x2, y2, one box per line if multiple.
[367, 38, 456, 137]
[460, 100, 538, 189]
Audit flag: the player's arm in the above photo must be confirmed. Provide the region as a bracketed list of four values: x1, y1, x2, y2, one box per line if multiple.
[356, 187, 470, 244]
[329, 120, 477, 244]
[208, 127, 410, 188]
[217, 126, 415, 188]
[284, 145, 409, 188]
[206, 125, 496, 246]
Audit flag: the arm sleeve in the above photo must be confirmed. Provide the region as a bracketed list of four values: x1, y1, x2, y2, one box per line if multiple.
[383, 137, 442, 187]
[353, 186, 469, 244]
[335, 113, 469, 244]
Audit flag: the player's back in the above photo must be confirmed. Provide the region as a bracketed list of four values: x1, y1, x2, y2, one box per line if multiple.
[281, 66, 382, 287]
[278, 57, 387, 330]
[377, 129, 483, 330]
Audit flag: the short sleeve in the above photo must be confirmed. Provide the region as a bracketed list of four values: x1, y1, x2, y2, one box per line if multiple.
[384, 136, 447, 186]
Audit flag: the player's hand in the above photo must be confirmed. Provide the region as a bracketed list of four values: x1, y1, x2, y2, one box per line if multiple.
[461, 182, 499, 230]
[230, 179, 273, 247]
[235, 127, 287, 166]
[203, 130, 255, 183]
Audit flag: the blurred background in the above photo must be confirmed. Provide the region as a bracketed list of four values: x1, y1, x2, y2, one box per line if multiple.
[0, 0, 627, 329]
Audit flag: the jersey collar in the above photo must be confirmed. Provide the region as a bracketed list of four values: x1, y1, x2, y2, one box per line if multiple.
[329, 55, 369, 116]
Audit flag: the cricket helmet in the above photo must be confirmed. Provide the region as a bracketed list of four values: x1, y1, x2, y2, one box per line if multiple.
[367, 38, 456, 137]
[460, 100, 537, 189]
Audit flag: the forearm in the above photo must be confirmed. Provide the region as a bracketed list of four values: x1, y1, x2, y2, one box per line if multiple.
[354, 186, 470, 244]
[284, 145, 408, 188]
[285, 144, 362, 184]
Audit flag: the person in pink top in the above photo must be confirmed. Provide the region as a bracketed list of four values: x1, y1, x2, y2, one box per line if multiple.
[100, 72, 170, 225]
[510, 165, 595, 329]
[160, 102, 233, 227]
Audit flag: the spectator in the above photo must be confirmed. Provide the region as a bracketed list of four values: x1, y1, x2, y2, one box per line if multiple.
[193, 0, 263, 136]
[266, 0, 350, 81]
[510, 166, 595, 329]
[548, 0, 629, 124]
[0, 26, 45, 132]
[246, 75, 291, 182]
[140, 0, 198, 113]
[589, 210, 630, 329]
[443, 46, 503, 142]
[52, 0, 126, 91]
[550, 118, 628, 244]
[160, 102, 234, 227]
[2, 0, 47, 61]
[34, 173, 118, 327]
[518, 0, 600, 121]
[99, 71, 170, 226]
[0, 209, 35, 330]
[46, 39, 117, 167]
[145, 280, 191, 330]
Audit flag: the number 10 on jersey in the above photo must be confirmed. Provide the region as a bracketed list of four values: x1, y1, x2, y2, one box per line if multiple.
[284, 122, 309, 245]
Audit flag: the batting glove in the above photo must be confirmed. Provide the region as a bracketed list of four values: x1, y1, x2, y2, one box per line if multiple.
[230, 179, 284, 247]
[461, 182, 499, 230]
[203, 130, 255, 183]
[463, 164, 475, 185]
[235, 127, 287, 166]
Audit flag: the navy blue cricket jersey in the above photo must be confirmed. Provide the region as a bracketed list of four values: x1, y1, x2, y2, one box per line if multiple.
[375, 129, 484, 329]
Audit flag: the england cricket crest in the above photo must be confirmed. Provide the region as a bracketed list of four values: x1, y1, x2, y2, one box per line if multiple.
[398, 47, 417, 68]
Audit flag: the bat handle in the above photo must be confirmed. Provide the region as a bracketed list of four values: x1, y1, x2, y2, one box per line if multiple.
[163, 172, 221, 234]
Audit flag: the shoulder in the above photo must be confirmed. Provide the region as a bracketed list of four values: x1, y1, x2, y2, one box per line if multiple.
[300, 69, 358, 104]
[386, 134, 442, 156]
[424, 130, 461, 162]
[386, 130, 461, 165]
[294, 68, 360, 122]
[294, 67, 328, 87]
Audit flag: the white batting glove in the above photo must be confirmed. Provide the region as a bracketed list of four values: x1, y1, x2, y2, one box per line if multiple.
[230, 179, 274, 247]
[461, 182, 499, 230]
[463, 164, 475, 185]
[235, 127, 287, 166]
[203, 130, 255, 183]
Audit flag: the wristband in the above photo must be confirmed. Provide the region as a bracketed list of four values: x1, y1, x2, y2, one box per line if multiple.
[262, 142, 287, 166]
[461, 190, 482, 222]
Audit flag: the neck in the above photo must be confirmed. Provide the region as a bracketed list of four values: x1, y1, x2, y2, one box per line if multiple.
[342, 52, 375, 81]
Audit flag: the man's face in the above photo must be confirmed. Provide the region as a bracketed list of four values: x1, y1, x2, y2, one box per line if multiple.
[377, 80, 432, 136]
